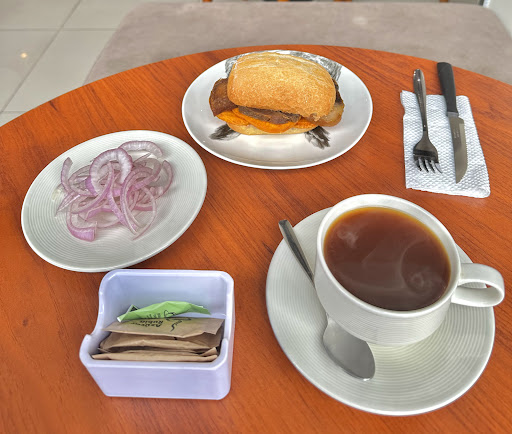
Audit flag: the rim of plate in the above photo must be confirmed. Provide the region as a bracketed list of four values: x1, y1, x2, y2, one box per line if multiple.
[182, 50, 373, 170]
[21, 130, 207, 272]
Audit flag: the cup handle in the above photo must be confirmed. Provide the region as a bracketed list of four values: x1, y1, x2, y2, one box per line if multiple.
[451, 264, 505, 307]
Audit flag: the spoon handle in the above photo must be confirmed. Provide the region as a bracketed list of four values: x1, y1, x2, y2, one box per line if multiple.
[278, 219, 375, 380]
[278, 220, 315, 285]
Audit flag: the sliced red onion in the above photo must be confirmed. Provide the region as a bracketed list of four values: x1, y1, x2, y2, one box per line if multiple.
[84, 176, 96, 194]
[119, 141, 163, 158]
[60, 158, 73, 194]
[57, 192, 80, 214]
[71, 163, 115, 214]
[68, 165, 91, 184]
[119, 167, 153, 233]
[133, 152, 151, 163]
[65, 165, 94, 196]
[66, 209, 96, 242]
[159, 160, 173, 194]
[83, 204, 112, 219]
[133, 187, 157, 240]
[57, 141, 172, 241]
[147, 161, 173, 199]
[132, 162, 161, 191]
[107, 188, 129, 227]
[89, 148, 133, 194]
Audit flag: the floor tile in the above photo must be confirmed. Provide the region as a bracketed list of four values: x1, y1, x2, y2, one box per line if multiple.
[0, 0, 80, 29]
[5, 30, 114, 112]
[0, 30, 56, 110]
[0, 112, 24, 127]
[64, 0, 200, 30]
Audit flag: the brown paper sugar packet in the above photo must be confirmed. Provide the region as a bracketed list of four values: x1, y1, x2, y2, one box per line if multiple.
[104, 317, 224, 339]
[106, 346, 213, 354]
[92, 350, 218, 362]
[186, 327, 223, 348]
[99, 332, 212, 352]
[100, 348, 217, 357]
[199, 347, 218, 357]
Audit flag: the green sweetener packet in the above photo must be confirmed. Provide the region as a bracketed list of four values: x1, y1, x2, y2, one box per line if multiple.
[117, 301, 210, 322]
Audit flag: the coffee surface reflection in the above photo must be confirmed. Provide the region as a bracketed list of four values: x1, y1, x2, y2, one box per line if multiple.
[324, 207, 450, 311]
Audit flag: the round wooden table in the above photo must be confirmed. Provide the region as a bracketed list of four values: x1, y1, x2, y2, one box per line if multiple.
[2, 45, 511, 433]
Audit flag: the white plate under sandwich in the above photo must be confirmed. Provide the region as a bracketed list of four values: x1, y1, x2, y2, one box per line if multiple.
[182, 50, 373, 170]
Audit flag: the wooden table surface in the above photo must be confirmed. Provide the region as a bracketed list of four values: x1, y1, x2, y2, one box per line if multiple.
[1, 45, 511, 433]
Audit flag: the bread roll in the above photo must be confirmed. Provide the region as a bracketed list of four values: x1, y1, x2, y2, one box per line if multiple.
[227, 122, 316, 136]
[227, 52, 336, 121]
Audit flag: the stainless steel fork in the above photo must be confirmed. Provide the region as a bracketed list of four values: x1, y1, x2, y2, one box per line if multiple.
[412, 69, 442, 173]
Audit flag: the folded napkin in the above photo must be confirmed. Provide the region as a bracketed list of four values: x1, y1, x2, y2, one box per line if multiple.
[401, 91, 490, 198]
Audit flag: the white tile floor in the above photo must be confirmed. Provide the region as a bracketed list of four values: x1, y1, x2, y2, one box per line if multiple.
[0, 0, 510, 128]
[0, 0, 198, 127]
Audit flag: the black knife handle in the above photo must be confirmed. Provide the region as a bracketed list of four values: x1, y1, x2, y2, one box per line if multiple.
[437, 62, 458, 114]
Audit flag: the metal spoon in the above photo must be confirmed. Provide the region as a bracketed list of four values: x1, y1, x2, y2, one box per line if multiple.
[278, 220, 375, 380]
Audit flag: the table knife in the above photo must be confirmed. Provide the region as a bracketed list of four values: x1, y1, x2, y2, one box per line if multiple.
[437, 62, 467, 183]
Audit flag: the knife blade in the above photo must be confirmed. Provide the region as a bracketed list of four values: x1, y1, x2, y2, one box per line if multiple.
[437, 62, 467, 183]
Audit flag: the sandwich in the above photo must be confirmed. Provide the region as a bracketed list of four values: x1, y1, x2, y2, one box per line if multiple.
[209, 52, 344, 135]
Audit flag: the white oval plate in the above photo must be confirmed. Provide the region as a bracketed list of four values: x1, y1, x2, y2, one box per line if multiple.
[21, 130, 207, 272]
[182, 50, 372, 169]
[266, 208, 495, 415]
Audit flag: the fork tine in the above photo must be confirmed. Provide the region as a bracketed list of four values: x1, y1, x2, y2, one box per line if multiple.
[426, 159, 436, 172]
[434, 162, 442, 173]
[415, 158, 422, 171]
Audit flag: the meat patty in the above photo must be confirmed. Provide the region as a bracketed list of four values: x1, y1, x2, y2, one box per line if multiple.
[209, 79, 237, 116]
[238, 107, 300, 125]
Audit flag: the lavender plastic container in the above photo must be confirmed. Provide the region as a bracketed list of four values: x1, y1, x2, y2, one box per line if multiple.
[79, 269, 235, 399]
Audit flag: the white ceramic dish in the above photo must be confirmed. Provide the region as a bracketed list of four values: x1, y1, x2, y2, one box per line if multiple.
[80, 269, 235, 400]
[182, 50, 372, 170]
[266, 208, 495, 415]
[21, 130, 207, 272]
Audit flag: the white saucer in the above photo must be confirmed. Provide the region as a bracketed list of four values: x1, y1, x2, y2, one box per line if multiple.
[266, 209, 495, 415]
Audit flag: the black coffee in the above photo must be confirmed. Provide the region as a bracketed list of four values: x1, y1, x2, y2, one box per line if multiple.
[324, 207, 450, 311]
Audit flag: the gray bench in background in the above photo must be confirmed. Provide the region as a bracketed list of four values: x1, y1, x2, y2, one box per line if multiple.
[85, 2, 512, 85]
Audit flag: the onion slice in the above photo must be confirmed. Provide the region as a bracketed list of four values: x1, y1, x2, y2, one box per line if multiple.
[56, 141, 172, 241]
[89, 148, 133, 194]
[133, 187, 157, 240]
[119, 140, 163, 158]
[60, 158, 73, 194]
[66, 210, 96, 242]
[71, 163, 115, 214]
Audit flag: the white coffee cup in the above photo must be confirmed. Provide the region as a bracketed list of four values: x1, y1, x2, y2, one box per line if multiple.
[314, 194, 505, 347]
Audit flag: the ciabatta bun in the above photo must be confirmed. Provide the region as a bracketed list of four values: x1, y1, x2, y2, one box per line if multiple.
[227, 52, 336, 121]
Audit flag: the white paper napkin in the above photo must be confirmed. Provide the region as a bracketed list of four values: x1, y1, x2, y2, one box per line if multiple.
[401, 91, 490, 197]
